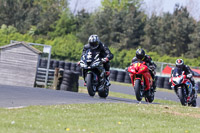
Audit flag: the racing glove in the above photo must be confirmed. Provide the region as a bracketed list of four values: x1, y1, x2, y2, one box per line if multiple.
[187, 74, 192, 78]
[102, 57, 109, 63]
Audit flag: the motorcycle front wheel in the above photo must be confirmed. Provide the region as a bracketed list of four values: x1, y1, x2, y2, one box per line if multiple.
[98, 86, 109, 98]
[178, 88, 187, 106]
[134, 79, 143, 101]
[86, 73, 96, 96]
[145, 89, 154, 103]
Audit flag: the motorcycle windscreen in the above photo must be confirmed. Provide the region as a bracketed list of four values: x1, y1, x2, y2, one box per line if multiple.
[172, 67, 183, 77]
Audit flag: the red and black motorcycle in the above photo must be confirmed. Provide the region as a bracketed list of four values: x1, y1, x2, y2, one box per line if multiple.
[127, 61, 155, 102]
[171, 68, 197, 107]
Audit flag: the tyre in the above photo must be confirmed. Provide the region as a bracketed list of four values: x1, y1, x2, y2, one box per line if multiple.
[86, 73, 96, 96]
[116, 71, 125, 82]
[98, 86, 109, 98]
[64, 62, 71, 70]
[70, 63, 77, 71]
[178, 88, 187, 106]
[145, 90, 154, 103]
[163, 77, 171, 89]
[134, 79, 143, 101]
[110, 70, 118, 81]
[157, 76, 164, 88]
[124, 72, 131, 83]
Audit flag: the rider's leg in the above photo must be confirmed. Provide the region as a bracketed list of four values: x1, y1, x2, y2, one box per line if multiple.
[150, 70, 156, 91]
[190, 77, 197, 97]
[104, 62, 111, 86]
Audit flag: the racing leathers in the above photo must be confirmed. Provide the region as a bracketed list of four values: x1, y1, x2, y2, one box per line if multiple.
[82, 42, 113, 86]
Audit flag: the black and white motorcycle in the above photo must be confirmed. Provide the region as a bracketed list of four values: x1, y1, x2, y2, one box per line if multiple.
[80, 49, 109, 98]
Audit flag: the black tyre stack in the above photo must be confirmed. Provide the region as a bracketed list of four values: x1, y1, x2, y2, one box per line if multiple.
[124, 72, 131, 84]
[116, 71, 126, 83]
[163, 77, 171, 89]
[58, 61, 65, 69]
[52, 60, 59, 69]
[60, 70, 79, 92]
[110, 70, 118, 81]
[156, 76, 165, 88]
[64, 62, 71, 70]
[70, 63, 77, 71]
[40, 58, 47, 68]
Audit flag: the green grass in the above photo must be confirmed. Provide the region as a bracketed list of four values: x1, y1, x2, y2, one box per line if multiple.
[0, 85, 197, 133]
[0, 103, 200, 133]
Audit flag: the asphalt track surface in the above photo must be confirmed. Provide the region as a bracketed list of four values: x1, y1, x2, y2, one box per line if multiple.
[0, 80, 199, 108]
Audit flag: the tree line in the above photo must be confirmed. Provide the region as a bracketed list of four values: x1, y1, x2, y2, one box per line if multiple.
[0, 0, 199, 67]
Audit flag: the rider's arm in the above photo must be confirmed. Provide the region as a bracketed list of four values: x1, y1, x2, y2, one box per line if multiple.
[132, 57, 137, 63]
[102, 43, 113, 60]
[185, 65, 194, 76]
[82, 44, 89, 56]
[146, 55, 157, 69]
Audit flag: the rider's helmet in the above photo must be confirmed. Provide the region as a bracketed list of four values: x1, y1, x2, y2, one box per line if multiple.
[175, 59, 184, 68]
[136, 48, 145, 60]
[88, 34, 100, 49]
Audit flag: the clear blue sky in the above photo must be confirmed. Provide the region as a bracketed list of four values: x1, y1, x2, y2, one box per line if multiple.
[69, 0, 200, 20]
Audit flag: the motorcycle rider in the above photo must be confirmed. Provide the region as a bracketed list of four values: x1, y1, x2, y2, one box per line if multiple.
[81, 34, 114, 86]
[171, 59, 197, 97]
[132, 48, 157, 91]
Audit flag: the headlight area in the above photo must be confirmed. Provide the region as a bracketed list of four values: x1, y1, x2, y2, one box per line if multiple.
[91, 61, 101, 67]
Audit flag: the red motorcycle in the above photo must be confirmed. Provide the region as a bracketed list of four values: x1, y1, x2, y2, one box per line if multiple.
[127, 61, 155, 102]
[171, 68, 197, 107]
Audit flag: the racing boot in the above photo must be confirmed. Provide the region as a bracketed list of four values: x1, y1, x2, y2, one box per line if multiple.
[151, 78, 156, 92]
[105, 71, 111, 86]
[193, 84, 198, 99]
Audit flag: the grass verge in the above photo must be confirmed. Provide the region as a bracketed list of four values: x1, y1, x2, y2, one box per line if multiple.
[0, 103, 200, 133]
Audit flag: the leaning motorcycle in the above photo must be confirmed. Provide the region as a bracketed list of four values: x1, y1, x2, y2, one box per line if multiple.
[80, 49, 109, 98]
[127, 61, 155, 102]
[171, 68, 197, 107]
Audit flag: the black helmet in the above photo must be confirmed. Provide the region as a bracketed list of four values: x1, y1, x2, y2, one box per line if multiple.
[88, 34, 100, 49]
[175, 59, 184, 68]
[136, 48, 145, 60]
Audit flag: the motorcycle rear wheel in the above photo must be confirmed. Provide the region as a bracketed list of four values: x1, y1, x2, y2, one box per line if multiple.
[86, 73, 96, 96]
[178, 88, 187, 106]
[134, 79, 143, 101]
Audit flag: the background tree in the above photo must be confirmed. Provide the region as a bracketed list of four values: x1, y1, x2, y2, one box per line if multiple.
[0, 0, 40, 33]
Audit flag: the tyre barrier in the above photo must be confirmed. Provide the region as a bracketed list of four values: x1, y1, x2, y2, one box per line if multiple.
[37, 59, 200, 93]
[70, 63, 77, 71]
[156, 76, 165, 88]
[64, 62, 71, 70]
[40, 59, 47, 68]
[124, 72, 131, 84]
[58, 61, 65, 69]
[52, 60, 59, 69]
[163, 77, 172, 89]
[60, 70, 79, 92]
[116, 71, 126, 83]
[110, 70, 118, 81]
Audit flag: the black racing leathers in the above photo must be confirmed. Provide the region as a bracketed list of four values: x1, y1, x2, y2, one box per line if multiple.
[82, 42, 113, 71]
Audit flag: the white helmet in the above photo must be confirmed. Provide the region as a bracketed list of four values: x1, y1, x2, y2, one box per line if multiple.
[175, 59, 184, 68]
[88, 34, 100, 49]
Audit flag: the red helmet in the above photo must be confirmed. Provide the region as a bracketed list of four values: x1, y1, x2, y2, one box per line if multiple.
[175, 59, 184, 68]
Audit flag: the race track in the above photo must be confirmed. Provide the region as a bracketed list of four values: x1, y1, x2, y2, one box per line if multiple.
[0, 80, 199, 108]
